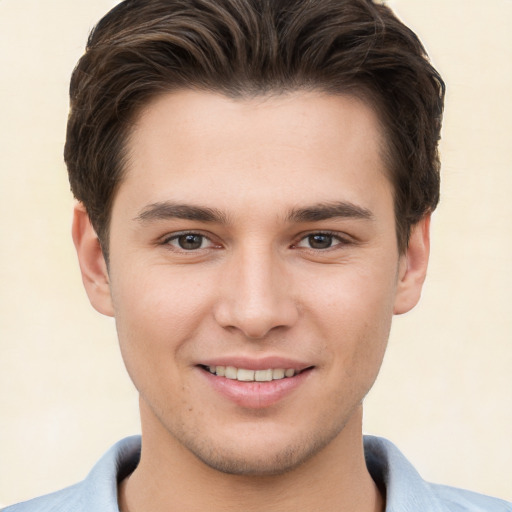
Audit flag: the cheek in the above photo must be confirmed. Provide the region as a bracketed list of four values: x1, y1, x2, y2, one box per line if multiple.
[113, 263, 213, 326]
[109, 267, 216, 376]
[306, 257, 398, 321]
[306, 262, 396, 369]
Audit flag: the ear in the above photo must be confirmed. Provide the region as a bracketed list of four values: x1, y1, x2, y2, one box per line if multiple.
[393, 214, 431, 315]
[72, 203, 114, 317]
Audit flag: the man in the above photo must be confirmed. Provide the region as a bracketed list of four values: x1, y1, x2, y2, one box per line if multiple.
[3, 0, 510, 511]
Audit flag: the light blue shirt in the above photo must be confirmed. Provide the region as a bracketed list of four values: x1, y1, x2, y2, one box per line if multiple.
[3, 435, 511, 511]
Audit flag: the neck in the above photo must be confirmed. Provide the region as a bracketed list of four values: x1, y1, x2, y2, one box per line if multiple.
[119, 406, 384, 512]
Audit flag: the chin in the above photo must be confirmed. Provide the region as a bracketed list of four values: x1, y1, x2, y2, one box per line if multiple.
[178, 421, 346, 477]
[192, 444, 317, 476]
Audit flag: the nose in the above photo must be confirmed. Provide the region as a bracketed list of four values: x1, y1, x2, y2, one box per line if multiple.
[213, 247, 299, 339]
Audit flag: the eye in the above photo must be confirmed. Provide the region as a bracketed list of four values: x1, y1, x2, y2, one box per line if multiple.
[295, 232, 343, 250]
[164, 232, 213, 251]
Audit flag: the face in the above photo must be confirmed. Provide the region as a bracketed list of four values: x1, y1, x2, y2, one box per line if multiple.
[75, 90, 428, 476]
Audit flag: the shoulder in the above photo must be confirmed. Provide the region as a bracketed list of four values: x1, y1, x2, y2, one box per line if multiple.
[1, 483, 83, 512]
[429, 483, 512, 512]
[2, 436, 141, 512]
[363, 435, 512, 512]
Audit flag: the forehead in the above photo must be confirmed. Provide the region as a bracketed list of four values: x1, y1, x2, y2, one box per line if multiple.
[129, 89, 386, 162]
[118, 89, 392, 221]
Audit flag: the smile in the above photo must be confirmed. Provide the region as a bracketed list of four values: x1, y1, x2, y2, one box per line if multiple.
[204, 365, 300, 382]
[198, 363, 313, 408]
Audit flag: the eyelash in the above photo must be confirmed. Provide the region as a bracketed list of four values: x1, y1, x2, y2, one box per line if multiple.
[161, 231, 219, 251]
[292, 231, 349, 251]
[161, 230, 349, 252]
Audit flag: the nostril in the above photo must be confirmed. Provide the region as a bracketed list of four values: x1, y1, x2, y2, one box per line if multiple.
[212, 275, 300, 339]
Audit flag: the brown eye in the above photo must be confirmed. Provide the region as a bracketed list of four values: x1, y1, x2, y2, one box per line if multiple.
[307, 234, 334, 249]
[165, 233, 208, 250]
[177, 234, 204, 250]
[295, 232, 346, 250]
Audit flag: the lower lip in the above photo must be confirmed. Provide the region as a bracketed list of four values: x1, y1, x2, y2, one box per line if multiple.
[199, 368, 312, 409]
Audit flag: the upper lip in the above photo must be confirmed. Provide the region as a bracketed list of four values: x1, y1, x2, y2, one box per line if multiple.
[198, 356, 313, 372]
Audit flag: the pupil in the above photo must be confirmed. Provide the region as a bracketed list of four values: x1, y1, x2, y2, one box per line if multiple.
[309, 234, 332, 249]
[179, 234, 203, 250]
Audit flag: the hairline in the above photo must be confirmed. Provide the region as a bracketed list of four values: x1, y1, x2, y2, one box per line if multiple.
[97, 84, 405, 265]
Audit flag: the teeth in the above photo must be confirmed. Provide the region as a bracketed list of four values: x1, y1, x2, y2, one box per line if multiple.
[255, 369, 273, 382]
[225, 366, 237, 380]
[237, 368, 255, 381]
[272, 368, 285, 380]
[206, 365, 298, 382]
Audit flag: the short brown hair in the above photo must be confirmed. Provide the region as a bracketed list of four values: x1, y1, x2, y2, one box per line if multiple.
[65, 0, 445, 257]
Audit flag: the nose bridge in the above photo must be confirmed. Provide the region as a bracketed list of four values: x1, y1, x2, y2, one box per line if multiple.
[215, 242, 298, 339]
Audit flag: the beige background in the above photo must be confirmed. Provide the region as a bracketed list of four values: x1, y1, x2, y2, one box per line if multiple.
[0, 0, 511, 506]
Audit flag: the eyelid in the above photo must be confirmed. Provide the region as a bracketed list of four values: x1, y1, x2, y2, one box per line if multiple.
[158, 229, 352, 251]
[293, 230, 350, 249]
[160, 230, 220, 250]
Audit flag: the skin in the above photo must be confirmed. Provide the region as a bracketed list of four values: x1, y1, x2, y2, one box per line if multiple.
[73, 90, 430, 512]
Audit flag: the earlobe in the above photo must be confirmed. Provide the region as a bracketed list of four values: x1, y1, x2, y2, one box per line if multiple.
[393, 214, 431, 315]
[72, 203, 114, 317]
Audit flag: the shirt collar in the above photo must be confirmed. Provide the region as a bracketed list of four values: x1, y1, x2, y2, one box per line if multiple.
[81, 435, 448, 512]
[364, 435, 448, 512]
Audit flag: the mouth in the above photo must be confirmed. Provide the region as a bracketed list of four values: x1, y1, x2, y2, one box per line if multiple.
[197, 362, 314, 408]
[199, 365, 310, 382]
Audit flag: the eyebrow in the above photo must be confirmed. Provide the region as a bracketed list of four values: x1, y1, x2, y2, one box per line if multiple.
[286, 201, 374, 223]
[135, 202, 228, 224]
[134, 200, 374, 225]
